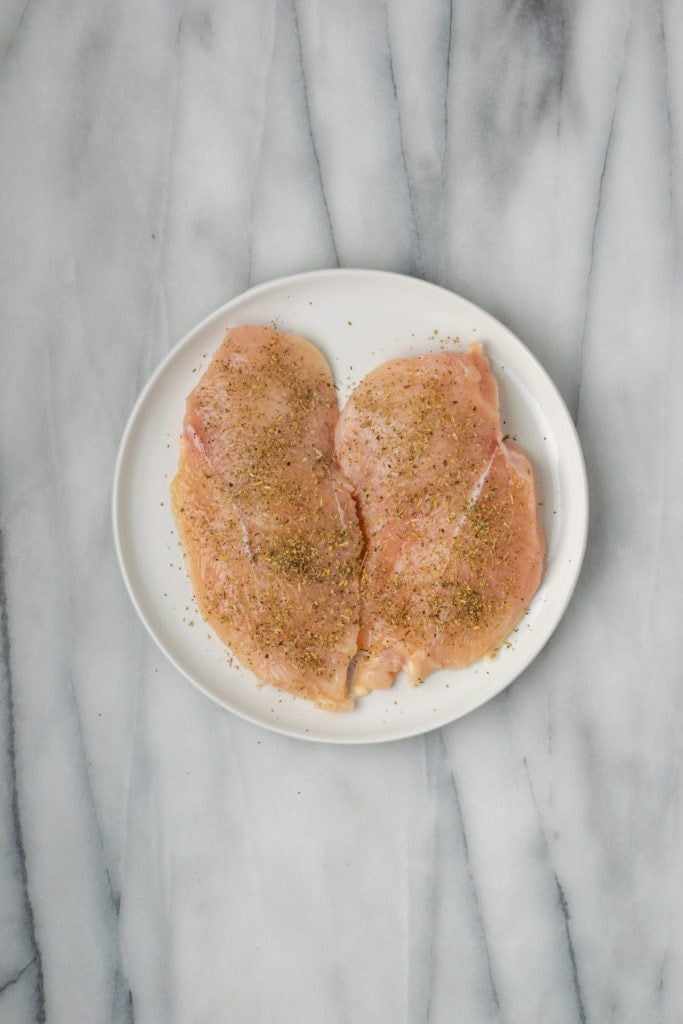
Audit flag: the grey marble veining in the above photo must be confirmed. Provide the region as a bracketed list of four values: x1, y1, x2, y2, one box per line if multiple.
[1, 1, 683, 1021]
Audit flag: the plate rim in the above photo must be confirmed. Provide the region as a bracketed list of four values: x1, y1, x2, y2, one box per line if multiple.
[112, 267, 589, 743]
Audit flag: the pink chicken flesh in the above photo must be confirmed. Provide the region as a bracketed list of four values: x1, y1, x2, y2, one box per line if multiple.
[336, 345, 545, 694]
[171, 326, 363, 710]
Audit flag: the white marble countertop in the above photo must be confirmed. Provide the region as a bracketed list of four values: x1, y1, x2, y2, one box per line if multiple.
[2, 1, 682, 1021]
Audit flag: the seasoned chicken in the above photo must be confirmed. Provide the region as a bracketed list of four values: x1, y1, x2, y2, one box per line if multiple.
[171, 326, 362, 709]
[336, 345, 544, 694]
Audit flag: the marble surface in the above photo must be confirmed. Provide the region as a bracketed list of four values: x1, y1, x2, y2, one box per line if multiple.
[1, 0, 682, 1021]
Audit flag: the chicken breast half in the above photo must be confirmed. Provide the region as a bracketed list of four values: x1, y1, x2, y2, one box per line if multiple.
[336, 344, 545, 694]
[171, 326, 362, 710]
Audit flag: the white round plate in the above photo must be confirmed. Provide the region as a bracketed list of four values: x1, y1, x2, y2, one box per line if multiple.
[113, 269, 588, 743]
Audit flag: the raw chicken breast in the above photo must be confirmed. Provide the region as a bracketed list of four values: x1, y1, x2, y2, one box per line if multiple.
[171, 326, 362, 710]
[336, 345, 545, 694]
